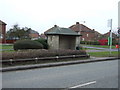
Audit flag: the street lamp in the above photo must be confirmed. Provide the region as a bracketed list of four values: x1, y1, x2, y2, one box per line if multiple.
[107, 19, 112, 56]
[79, 21, 86, 32]
[79, 21, 85, 48]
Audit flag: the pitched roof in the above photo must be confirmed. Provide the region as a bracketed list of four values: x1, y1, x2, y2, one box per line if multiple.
[0, 20, 7, 25]
[103, 32, 117, 38]
[69, 22, 94, 32]
[29, 30, 39, 34]
[44, 25, 81, 36]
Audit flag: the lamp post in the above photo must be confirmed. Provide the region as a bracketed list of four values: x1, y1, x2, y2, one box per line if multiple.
[76, 21, 85, 50]
[108, 19, 112, 56]
[79, 21, 85, 45]
[79, 21, 86, 37]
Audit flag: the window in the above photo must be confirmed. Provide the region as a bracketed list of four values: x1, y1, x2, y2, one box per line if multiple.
[82, 38, 85, 41]
[87, 34, 89, 37]
[0, 34, 3, 39]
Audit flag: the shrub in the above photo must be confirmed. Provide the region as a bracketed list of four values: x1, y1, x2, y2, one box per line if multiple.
[13, 40, 43, 50]
[80, 41, 100, 45]
[35, 38, 49, 49]
[91, 41, 100, 45]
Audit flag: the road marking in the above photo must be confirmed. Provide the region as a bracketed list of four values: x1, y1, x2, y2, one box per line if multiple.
[69, 81, 96, 88]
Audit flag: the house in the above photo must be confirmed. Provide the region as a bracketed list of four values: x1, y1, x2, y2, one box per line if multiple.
[44, 25, 81, 50]
[69, 22, 102, 42]
[39, 33, 47, 39]
[0, 20, 7, 43]
[28, 30, 40, 40]
[102, 31, 118, 39]
[101, 31, 118, 45]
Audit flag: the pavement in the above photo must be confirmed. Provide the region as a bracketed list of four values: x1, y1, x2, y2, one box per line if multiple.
[1, 56, 118, 72]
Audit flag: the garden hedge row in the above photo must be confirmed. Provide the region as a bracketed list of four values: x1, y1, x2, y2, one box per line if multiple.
[2, 49, 87, 60]
[80, 41, 100, 45]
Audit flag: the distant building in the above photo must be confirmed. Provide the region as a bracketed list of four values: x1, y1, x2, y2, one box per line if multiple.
[44, 25, 81, 50]
[0, 20, 7, 43]
[69, 22, 102, 42]
[39, 34, 47, 39]
[97, 31, 118, 45]
[102, 32, 117, 39]
[28, 30, 40, 40]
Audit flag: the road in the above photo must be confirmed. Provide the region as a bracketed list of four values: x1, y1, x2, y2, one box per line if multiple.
[2, 59, 118, 88]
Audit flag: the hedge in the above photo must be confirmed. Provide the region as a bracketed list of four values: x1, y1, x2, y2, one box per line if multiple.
[80, 41, 100, 45]
[2, 49, 87, 60]
[13, 40, 43, 50]
[34, 38, 49, 49]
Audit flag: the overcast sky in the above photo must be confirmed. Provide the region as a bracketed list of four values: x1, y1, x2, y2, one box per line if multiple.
[0, 0, 119, 34]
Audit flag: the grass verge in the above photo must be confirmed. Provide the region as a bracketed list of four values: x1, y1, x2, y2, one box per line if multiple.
[88, 51, 118, 57]
[1, 45, 13, 49]
[81, 44, 116, 49]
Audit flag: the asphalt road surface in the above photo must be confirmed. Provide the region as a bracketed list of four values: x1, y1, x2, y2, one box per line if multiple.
[2, 59, 118, 88]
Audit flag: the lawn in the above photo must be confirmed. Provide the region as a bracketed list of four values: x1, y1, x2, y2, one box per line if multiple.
[0, 44, 13, 49]
[0, 44, 14, 52]
[88, 51, 118, 57]
[81, 44, 116, 49]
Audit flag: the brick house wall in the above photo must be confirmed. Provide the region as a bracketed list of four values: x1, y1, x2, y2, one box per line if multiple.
[0, 20, 6, 43]
[29, 33, 39, 38]
[80, 31, 95, 41]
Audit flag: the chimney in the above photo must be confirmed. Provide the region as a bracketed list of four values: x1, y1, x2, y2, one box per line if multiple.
[54, 25, 57, 27]
[76, 22, 79, 25]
